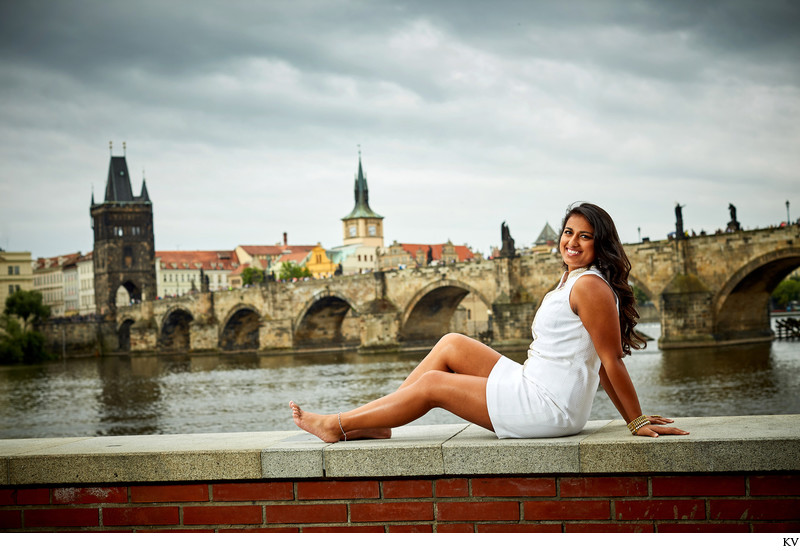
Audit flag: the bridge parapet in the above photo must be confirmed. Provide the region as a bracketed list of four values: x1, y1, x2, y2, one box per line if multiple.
[105, 225, 800, 354]
[641, 226, 800, 348]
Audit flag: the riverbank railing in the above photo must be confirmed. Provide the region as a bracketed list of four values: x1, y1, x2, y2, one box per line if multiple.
[776, 317, 800, 340]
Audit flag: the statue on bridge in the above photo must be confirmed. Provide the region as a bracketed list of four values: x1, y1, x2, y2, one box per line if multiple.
[674, 203, 685, 240]
[727, 203, 741, 232]
[500, 221, 517, 258]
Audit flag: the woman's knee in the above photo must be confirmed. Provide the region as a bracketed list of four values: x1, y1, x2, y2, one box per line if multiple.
[414, 370, 452, 403]
[435, 333, 473, 354]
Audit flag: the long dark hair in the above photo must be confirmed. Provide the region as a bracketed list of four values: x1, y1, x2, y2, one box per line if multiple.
[560, 202, 646, 355]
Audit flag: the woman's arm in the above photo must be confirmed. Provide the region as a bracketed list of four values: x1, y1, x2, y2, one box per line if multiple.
[599, 365, 673, 427]
[572, 276, 688, 437]
[598, 365, 625, 418]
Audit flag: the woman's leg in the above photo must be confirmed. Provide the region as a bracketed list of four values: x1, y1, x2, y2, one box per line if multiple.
[338, 333, 500, 440]
[397, 333, 501, 389]
[291, 368, 494, 443]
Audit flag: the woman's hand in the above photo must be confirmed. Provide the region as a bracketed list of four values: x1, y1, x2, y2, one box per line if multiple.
[647, 415, 673, 425]
[635, 423, 690, 438]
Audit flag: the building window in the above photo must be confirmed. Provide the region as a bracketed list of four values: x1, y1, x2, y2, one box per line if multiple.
[369, 225, 376, 236]
[349, 225, 357, 237]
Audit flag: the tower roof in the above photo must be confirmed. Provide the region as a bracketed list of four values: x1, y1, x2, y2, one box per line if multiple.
[103, 156, 149, 203]
[140, 177, 151, 203]
[535, 222, 558, 245]
[342, 155, 383, 220]
[105, 156, 134, 202]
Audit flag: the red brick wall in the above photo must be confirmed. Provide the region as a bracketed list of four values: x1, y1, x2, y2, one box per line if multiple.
[1, 473, 798, 533]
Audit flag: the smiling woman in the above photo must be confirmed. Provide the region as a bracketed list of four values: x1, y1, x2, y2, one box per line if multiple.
[560, 213, 596, 272]
[290, 202, 690, 443]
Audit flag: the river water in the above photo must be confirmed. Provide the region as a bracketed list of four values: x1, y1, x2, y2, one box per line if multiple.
[1, 323, 798, 439]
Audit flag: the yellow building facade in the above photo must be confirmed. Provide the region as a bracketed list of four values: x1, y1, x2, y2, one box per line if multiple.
[305, 245, 337, 279]
[0, 250, 34, 307]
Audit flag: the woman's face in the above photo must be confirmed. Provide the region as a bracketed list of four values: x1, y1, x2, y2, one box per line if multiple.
[560, 214, 596, 272]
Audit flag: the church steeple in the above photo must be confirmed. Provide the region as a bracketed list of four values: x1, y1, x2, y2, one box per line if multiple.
[341, 151, 384, 248]
[342, 152, 382, 221]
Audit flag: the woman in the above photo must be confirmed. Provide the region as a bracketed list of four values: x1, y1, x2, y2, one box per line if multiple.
[291, 203, 688, 441]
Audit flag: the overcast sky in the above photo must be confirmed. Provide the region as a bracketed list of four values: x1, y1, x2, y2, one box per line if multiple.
[1, 0, 798, 259]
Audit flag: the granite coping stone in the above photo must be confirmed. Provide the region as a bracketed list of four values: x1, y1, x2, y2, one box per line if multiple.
[579, 415, 800, 473]
[0, 415, 798, 486]
[443, 420, 611, 475]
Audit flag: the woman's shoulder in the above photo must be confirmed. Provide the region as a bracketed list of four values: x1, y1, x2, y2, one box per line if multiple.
[570, 268, 617, 312]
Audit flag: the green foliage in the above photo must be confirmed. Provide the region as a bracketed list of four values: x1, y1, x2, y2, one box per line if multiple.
[772, 276, 800, 309]
[631, 284, 651, 305]
[1, 290, 52, 364]
[4, 289, 50, 331]
[241, 266, 265, 286]
[279, 261, 312, 280]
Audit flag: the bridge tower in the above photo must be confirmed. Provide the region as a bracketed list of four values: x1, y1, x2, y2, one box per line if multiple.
[341, 152, 384, 248]
[90, 144, 157, 316]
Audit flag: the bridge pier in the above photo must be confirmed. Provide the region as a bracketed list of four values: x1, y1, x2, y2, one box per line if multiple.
[491, 301, 539, 345]
[260, 319, 293, 350]
[358, 311, 400, 351]
[658, 274, 716, 348]
[658, 272, 775, 349]
[189, 321, 218, 352]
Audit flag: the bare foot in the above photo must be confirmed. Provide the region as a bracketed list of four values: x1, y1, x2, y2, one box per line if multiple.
[289, 401, 342, 443]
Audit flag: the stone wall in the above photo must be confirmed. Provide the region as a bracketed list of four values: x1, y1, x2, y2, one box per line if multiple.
[1, 415, 797, 533]
[40, 318, 116, 357]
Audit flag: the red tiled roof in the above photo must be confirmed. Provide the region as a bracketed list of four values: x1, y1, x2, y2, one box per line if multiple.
[276, 251, 311, 264]
[240, 245, 316, 256]
[239, 245, 285, 256]
[156, 250, 240, 271]
[398, 243, 474, 262]
[35, 252, 83, 270]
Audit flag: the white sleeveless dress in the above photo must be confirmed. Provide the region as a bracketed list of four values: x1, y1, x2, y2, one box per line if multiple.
[486, 266, 617, 438]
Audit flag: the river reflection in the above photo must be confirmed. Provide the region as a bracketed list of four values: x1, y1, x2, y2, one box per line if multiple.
[1, 323, 798, 439]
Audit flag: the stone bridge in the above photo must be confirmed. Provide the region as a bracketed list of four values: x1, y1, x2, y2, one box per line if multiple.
[116, 225, 800, 353]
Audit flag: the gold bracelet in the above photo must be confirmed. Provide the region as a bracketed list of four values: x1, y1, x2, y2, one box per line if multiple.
[627, 415, 651, 435]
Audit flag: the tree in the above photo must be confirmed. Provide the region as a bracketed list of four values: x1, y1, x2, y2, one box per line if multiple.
[772, 277, 800, 310]
[279, 261, 312, 281]
[241, 267, 265, 286]
[1, 290, 51, 364]
[5, 289, 50, 331]
[631, 284, 651, 305]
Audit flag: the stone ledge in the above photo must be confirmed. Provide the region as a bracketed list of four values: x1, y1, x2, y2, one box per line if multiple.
[0, 415, 797, 486]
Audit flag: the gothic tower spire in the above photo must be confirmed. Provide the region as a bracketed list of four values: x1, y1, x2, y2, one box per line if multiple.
[90, 145, 157, 318]
[341, 151, 384, 248]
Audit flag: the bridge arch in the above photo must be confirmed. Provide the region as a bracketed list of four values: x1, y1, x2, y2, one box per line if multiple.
[159, 307, 194, 353]
[627, 273, 658, 306]
[219, 304, 261, 352]
[117, 317, 136, 352]
[713, 248, 800, 341]
[114, 280, 142, 308]
[293, 290, 359, 349]
[399, 279, 492, 344]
